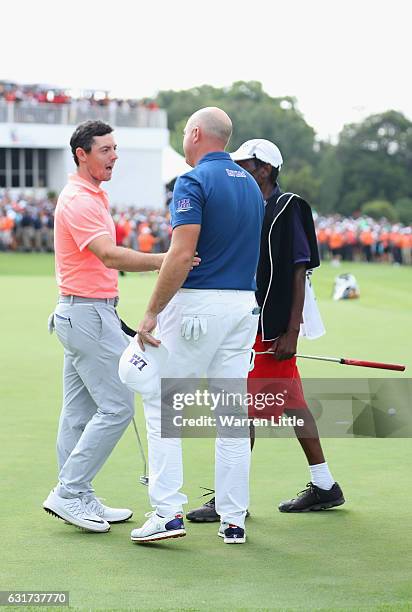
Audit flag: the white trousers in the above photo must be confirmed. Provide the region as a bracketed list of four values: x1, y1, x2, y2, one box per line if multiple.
[143, 289, 259, 528]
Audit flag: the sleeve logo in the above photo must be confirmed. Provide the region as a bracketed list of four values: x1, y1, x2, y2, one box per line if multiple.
[176, 198, 193, 212]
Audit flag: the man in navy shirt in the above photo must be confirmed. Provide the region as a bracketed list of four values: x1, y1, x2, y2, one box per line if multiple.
[187, 139, 344, 521]
[131, 108, 264, 544]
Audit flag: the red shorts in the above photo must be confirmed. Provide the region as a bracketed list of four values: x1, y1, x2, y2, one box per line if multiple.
[247, 334, 308, 419]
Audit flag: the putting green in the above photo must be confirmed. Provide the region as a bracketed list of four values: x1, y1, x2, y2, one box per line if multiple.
[1, 254, 411, 610]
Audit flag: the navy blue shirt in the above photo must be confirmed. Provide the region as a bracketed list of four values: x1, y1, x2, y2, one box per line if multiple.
[170, 152, 264, 290]
[266, 185, 310, 264]
[292, 205, 311, 264]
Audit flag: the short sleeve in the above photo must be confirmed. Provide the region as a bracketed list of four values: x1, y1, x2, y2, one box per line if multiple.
[63, 195, 111, 251]
[292, 204, 311, 264]
[170, 174, 204, 229]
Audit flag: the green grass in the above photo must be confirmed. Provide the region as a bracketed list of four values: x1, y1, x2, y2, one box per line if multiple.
[1, 254, 412, 610]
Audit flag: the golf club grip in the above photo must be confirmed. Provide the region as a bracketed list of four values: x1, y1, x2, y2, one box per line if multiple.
[342, 359, 405, 371]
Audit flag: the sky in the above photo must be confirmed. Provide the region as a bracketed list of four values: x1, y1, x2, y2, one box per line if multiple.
[3, 0, 410, 140]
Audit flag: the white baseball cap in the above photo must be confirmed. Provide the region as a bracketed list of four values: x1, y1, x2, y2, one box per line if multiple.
[118, 339, 169, 398]
[230, 139, 283, 169]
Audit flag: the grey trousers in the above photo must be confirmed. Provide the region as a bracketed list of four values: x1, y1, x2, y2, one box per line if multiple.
[52, 299, 134, 498]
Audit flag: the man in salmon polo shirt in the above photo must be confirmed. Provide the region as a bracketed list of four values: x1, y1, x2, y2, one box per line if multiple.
[43, 120, 183, 533]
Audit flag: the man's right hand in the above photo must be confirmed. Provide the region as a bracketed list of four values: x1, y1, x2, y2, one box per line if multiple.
[137, 312, 161, 350]
[267, 329, 299, 361]
[154, 252, 201, 271]
[87, 235, 201, 273]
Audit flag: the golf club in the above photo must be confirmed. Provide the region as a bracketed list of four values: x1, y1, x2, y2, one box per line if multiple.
[131, 417, 149, 486]
[122, 321, 149, 483]
[253, 351, 406, 371]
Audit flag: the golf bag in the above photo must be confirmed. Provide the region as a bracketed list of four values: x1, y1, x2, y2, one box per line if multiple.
[333, 273, 360, 300]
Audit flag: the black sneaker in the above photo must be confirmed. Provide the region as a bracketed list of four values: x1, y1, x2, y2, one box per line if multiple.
[186, 491, 250, 523]
[186, 497, 220, 523]
[278, 482, 345, 513]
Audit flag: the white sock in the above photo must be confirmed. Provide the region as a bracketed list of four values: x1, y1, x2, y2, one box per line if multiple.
[309, 462, 334, 490]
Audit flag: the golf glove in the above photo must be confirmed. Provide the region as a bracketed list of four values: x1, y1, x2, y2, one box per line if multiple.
[181, 315, 207, 341]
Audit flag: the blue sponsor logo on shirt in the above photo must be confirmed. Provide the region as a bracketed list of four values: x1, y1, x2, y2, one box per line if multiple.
[176, 198, 193, 212]
[226, 168, 247, 178]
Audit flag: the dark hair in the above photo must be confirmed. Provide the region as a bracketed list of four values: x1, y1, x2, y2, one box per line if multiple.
[70, 120, 113, 166]
[254, 158, 279, 185]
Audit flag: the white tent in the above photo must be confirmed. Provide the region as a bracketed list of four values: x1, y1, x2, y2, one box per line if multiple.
[162, 145, 191, 184]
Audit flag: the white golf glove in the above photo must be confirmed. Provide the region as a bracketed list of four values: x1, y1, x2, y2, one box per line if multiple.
[181, 315, 207, 341]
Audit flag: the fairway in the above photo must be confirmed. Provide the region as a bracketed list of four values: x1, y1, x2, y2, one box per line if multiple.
[1, 254, 411, 610]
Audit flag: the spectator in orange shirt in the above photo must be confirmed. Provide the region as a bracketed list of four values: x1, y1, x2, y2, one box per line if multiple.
[359, 228, 374, 262]
[0, 214, 14, 250]
[328, 229, 344, 261]
[401, 229, 411, 265]
[342, 227, 356, 261]
[316, 225, 329, 260]
[377, 229, 390, 262]
[115, 215, 129, 276]
[138, 226, 156, 253]
[390, 227, 403, 264]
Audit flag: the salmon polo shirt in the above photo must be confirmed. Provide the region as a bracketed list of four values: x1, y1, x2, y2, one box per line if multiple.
[54, 174, 118, 298]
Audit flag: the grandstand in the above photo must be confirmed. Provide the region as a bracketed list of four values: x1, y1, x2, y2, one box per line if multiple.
[0, 81, 168, 208]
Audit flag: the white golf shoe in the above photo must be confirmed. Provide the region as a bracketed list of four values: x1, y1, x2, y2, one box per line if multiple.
[43, 489, 110, 533]
[85, 496, 133, 523]
[218, 521, 246, 543]
[131, 511, 186, 543]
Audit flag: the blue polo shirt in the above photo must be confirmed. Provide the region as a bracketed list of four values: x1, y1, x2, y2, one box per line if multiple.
[170, 151, 264, 290]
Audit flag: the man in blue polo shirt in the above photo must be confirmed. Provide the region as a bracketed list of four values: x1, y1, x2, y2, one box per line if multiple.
[130, 107, 264, 545]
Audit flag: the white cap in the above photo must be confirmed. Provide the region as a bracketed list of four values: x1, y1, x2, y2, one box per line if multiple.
[230, 139, 283, 169]
[118, 339, 169, 398]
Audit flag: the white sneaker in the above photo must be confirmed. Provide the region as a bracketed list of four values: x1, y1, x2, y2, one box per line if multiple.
[218, 521, 246, 543]
[131, 511, 186, 543]
[43, 489, 110, 533]
[223, 524, 246, 544]
[85, 496, 133, 523]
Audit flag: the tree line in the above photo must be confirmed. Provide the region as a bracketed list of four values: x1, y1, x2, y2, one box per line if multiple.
[155, 81, 412, 224]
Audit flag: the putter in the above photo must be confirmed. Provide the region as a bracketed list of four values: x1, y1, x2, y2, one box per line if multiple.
[131, 417, 149, 486]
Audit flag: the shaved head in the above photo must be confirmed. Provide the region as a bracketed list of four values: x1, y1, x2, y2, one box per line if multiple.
[186, 107, 232, 147]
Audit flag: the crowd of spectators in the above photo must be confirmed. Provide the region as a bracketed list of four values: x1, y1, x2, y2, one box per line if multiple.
[315, 214, 412, 266]
[112, 207, 171, 253]
[0, 80, 160, 113]
[1, 192, 411, 265]
[0, 192, 171, 254]
[0, 192, 55, 252]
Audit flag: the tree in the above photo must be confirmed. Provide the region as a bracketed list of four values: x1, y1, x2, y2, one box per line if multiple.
[361, 200, 398, 222]
[156, 86, 412, 218]
[282, 164, 321, 206]
[317, 143, 343, 214]
[336, 111, 412, 215]
[394, 197, 412, 225]
[155, 82, 317, 168]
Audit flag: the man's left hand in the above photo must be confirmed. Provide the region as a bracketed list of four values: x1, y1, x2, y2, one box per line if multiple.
[136, 312, 161, 350]
[271, 329, 299, 361]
